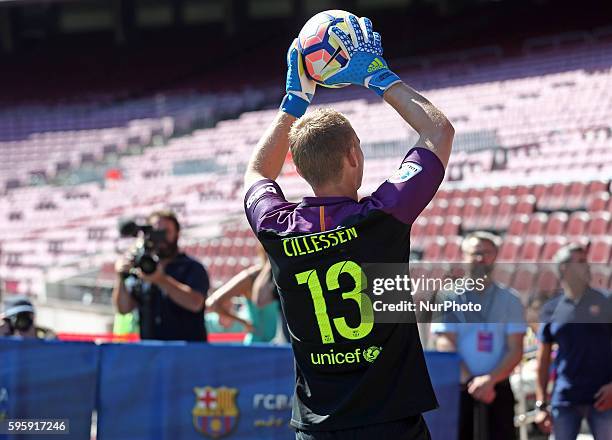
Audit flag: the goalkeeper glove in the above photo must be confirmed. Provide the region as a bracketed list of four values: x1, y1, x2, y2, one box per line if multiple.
[327, 15, 401, 96]
[280, 38, 316, 118]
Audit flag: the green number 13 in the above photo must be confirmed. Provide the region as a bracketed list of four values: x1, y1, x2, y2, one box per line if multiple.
[295, 260, 374, 344]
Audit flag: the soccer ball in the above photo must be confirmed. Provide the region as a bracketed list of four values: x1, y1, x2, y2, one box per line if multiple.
[298, 10, 352, 88]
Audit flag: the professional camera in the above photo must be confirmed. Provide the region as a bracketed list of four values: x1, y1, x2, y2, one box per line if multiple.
[2, 297, 35, 335]
[118, 220, 167, 275]
[5, 312, 34, 334]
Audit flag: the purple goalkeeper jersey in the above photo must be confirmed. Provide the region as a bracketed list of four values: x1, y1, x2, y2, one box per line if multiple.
[244, 147, 445, 431]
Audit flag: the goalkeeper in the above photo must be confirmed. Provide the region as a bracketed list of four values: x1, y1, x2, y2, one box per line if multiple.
[244, 14, 454, 440]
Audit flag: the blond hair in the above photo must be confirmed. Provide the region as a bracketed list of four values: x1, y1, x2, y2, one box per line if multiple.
[289, 108, 356, 187]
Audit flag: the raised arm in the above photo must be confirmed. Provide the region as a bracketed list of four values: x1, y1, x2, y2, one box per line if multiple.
[244, 112, 295, 189]
[244, 40, 316, 190]
[326, 15, 454, 167]
[383, 83, 454, 167]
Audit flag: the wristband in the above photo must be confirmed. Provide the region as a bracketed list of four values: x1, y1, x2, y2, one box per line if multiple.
[280, 93, 309, 118]
[365, 69, 402, 96]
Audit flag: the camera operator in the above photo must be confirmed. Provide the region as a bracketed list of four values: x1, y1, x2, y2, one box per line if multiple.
[0, 297, 56, 340]
[112, 210, 209, 342]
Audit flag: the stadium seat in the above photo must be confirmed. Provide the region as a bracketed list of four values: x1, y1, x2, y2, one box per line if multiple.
[494, 196, 518, 230]
[520, 237, 544, 262]
[541, 236, 568, 261]
[525, 213, 549, 236]
[442, 236, 463, 261]
[566, 211, 591, 237]
[566, 181, 588, 210]
[423, 238, 446, 261]
[462, 198, 483, 230]
[441, 216, 462, 237]
[587, 180, 610, 195]
[493, 264, 514, 289]
[477, 196, 500, 229]
[447, 199, 465, 217]
[544, 212, 569, 236]
[535, 267, 560, 297]
[587, 191, 611, 212]
[587, 212, 611, 236]
[587, 237, 612, 264]
[507, 214, 530, 236]
[498, 237, 523, 262]
[516, 195, 536, 215]
[425, 216, 444, 236]
[429, 199, 449, 217]
[540, 182, 568, 210]
[512, 265, 537, 296]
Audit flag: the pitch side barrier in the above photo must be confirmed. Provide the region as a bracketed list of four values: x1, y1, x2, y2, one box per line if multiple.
[0, 339, 459, 440]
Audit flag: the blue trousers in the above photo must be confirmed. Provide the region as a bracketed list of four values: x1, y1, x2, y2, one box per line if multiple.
[551, 404, 612, 440]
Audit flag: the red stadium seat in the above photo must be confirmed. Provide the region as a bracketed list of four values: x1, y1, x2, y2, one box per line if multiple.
[425, 216, 444, 236]
[526, 213, 549, 236]
[429, 199, 449, 216]
[494, 196, 518, 230]
[541, 236, 568, 261]
[497, 186, 513, 198]
[566, 181, 588, 210]
[520, 237, 544, 262]
[566, 211, 591, 237]
[498, 236, 523, 262]
[443, 236, 463, 261]
[514, 185, 531, 197]
[463, 198, 483, 229]
[587, 192, 610, 212]
[535, 267, 559, 297]
[423, 237, 446, 261]
[447, 199, 465, 217]
[507, 214, 530, 236]
[411, 216, 428, 249]
[587, 180, 609, 195]
[512, 265, 537, 296]
[477, 196, 500, 229]
[540, 182, 568, 210]
[493, 265, 514, 289]
[587, 237, 612, 264]
[532, 184, 550, 201]
[441, 216, 462, 237]
[587, 212, 611, 236]
[545, 212, 569, 236]
[516, 195, 536, 215]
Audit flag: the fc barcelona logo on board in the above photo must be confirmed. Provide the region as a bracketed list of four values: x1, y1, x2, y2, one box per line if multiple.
[192, 386, 239, 438]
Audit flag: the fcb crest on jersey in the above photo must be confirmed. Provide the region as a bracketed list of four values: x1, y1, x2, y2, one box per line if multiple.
[192, 386, 239, 438]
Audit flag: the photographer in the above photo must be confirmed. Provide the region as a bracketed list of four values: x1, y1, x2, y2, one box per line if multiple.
[112, 210, 209, 342]
[0, 297, 56, 340]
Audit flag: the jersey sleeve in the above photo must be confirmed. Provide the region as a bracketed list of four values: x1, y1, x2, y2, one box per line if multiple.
[244, 178, 289, 234]
[369, 147, 445, 225]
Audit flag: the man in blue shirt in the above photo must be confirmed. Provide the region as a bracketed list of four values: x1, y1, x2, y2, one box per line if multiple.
[535, 244, 612, 440]
[432, 231, 526, 440]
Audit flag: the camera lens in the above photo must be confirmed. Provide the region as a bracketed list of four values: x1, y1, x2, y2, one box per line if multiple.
[139, 254, 158, 274]
[13, 312, 34, 332]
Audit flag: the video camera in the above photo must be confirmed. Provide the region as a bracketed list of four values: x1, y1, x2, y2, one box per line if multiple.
[4, 312, 34, 334]
[118, 220, 167, 275]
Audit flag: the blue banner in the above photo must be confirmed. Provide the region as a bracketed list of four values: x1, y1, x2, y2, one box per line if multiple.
[97, 343, 459, 440]
[0, 339, 459, 440]
[0, 338, 98, 440]
[424, 352, 461, 440]
[97, 342, 295, 440]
